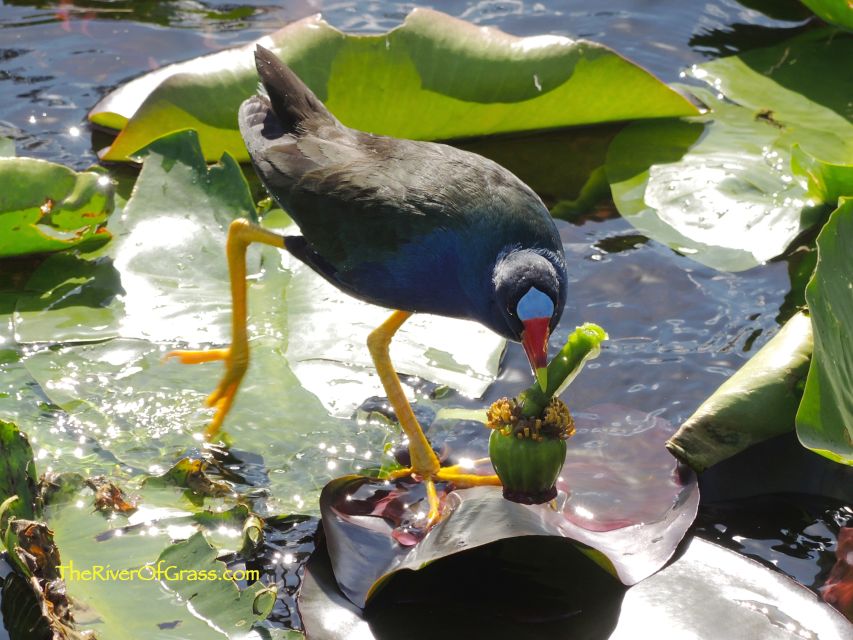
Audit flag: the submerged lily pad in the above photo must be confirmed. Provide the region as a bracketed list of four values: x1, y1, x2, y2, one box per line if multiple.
[607, 29, 853, 272]
[797, 198, 853, 464]
[320, 404, 698, 607]
[0, 158, 114, 258]
[89, 8, 697, 162]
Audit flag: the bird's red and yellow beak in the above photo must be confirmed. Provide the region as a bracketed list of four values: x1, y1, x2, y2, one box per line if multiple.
[522, 317, 550, 391]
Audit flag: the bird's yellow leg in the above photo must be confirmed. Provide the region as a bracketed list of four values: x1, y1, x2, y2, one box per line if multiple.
[166, 218, 285, 439]
[367, 311, 442, 478]
[368, 312, 501, 525]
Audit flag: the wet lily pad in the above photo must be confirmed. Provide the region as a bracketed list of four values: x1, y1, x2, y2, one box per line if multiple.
[607, 29, 853, 272]
[797, 197, 853, 464]
[89, 8, 697, 162]
[299, 536, 850, 639]
[0, 158, 114, 258]
[156, 531, 276, 635]
[43, 495, 263, 638]
[319, 404, 698, 607]
[792, 145, 853, 205]
[0, 419, 38, 521]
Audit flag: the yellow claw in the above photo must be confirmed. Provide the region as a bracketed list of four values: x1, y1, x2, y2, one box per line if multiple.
[389, 464, 502, 527]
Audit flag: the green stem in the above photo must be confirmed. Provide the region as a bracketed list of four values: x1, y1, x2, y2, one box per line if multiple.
[518, 323, 608, 417]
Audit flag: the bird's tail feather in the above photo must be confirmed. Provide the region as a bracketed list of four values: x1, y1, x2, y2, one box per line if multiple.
[253, 45, 334, 132]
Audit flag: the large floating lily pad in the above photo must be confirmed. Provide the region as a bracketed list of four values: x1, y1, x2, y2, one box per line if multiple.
[0, 158, 113, 258]
[320, 404, 698, 607]
[607, 29, 853, 272]
[299, 536, 850, 639]
[797, 198, 853, 464]
[89, 8, 697, 162]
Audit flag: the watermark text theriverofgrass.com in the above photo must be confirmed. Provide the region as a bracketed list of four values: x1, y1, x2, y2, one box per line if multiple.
[57, 560, 259, 582]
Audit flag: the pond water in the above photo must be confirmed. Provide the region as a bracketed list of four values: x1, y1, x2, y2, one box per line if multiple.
[0, 0, 849, 636]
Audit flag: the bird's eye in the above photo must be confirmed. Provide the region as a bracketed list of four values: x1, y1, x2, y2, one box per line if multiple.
[516, 287, 554, 322]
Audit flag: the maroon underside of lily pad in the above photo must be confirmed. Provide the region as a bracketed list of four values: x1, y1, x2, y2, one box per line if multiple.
[318, 403, 699, 608]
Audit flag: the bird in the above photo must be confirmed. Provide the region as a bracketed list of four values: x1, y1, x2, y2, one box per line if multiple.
[168, 45, 567, 526]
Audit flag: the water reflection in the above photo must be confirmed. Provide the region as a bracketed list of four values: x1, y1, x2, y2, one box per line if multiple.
[693, 494, 852, 592]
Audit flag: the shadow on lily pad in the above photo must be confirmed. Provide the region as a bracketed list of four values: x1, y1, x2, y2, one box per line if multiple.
[299, 535, 851, 640]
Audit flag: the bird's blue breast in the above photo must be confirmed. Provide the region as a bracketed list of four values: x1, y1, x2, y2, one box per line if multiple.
[338, 225, 489, 321]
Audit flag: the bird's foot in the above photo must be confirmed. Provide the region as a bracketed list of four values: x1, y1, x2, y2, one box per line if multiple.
[165, 345, 248, 439]
[387, 463, 502, 528]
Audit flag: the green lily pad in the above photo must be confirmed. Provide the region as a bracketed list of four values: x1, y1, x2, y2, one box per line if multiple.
[110, 130, 257, 345]
[45, 497, 249, 638]
[666, 311, 813, 472]
[156, 531, 275, 635]
[0, 158, 114, 258]
[89, 8, 697, 162]
[606, 29, 853, 272]
[0, 419, 39, 521]
[800, 0, 853, 29]
[792, 145, 853, 204]
[13, 252, 123, 344]
[796, 197, 853, 464]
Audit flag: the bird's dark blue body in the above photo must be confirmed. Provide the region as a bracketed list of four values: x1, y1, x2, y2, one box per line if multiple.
[239, 47, 567, 343]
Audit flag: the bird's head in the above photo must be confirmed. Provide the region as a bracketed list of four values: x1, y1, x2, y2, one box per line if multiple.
[493, 249, 566, 391]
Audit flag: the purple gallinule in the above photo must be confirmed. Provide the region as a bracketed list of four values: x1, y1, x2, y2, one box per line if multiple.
[169, 46, 567, 525]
